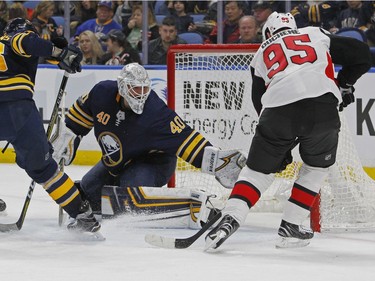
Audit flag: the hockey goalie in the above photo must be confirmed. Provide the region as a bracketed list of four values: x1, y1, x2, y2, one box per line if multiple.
[52, 63, 246, 228]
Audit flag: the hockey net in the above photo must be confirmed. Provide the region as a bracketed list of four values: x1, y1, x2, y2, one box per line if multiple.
[167, 44, 375, 232]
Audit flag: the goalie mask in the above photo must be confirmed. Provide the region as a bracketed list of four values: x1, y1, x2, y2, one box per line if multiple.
[4, 17, 39, 36]
[264, 12, 297, 38]
[117, 63, 151, 114]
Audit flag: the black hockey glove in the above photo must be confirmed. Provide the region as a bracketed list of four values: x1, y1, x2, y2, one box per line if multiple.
[56, 44, 83, 73]
[338, 84, 355, 112]
[51, 36, 68, 49]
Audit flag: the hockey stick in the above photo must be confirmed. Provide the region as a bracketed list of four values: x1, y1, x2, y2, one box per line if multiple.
[145, 211, 222, 249]
[0, 71, 70, 232]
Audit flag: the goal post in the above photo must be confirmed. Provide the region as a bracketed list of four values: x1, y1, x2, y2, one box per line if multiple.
[166, 43, 375, 232]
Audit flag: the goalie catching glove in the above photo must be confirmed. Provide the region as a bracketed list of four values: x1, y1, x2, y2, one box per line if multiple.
[201, 146, 246, 189]
[51, 120, 81, 165]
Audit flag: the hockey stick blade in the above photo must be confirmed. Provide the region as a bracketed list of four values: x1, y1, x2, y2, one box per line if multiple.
[0, 181, 35, 232]
[145, 211, 222, 249]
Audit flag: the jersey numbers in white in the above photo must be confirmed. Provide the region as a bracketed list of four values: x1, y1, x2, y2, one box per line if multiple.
[170, 116, 185, 134]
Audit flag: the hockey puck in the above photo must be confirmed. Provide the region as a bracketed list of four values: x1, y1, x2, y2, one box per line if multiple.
[0, 199, 6, 212]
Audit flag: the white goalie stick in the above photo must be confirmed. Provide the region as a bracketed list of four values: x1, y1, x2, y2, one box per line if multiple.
[145, 211, 222, 249]
[0, 71, 70, 232]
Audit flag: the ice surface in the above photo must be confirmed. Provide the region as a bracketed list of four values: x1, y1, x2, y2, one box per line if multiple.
[0, 164, 374, 281]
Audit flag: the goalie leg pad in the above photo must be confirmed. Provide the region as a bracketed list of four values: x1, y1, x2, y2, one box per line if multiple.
[101, 186, 220, 229]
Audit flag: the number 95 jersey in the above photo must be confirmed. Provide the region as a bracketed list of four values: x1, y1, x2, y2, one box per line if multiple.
[250, 27, 341, 109]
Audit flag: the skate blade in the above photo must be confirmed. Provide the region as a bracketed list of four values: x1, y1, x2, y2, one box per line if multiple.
[204, 231, 225, 252]
[69, 230, 106, 241]
[275, 237, 310, 249]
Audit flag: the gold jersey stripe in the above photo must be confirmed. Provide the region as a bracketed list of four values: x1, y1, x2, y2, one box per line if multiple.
[66, 112, 93, 129]
[181, 133, 204, 161]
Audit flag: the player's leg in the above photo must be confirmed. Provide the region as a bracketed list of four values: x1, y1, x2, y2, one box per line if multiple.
[205, 107, 296, 250]
[277, 95, 340, 247]
[80, 161, 115, 216]
[10, 100, 100, 233]
[118, 153, 177, 187]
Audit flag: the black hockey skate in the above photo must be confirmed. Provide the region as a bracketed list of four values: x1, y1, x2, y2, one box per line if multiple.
[67, 201, 104, 240]
[276, 219, 314, 249]
[204, 214, 239, 251]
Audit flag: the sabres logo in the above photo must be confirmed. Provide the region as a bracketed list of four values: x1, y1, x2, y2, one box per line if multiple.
[99, 132, 123, 166]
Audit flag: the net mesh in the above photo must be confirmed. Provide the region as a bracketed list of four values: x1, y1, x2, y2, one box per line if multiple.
[168, 45, 375, 231]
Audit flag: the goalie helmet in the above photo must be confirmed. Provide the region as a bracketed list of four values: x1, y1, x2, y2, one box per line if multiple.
[4, 17, 39, 36]
[117, 63, 151, 114]
[264, 12, 297, 38]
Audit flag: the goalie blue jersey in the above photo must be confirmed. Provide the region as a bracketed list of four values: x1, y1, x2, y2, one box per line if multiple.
[0, 31, 53, 101]
[66, 80, 212, 176]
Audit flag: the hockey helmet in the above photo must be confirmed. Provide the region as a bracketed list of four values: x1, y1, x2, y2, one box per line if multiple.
[264, 12, 297, 38]
[117, 63, 151, 114]
[4, 17, 39, 36]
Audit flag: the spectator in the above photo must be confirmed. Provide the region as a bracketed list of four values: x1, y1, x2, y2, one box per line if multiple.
[333, 0, 362, 33]
[113, 1, 142, 29]
[358, 1, 375, 46]
[8, 2, 27, 21]
[290, 1, 340, 32]
[207, 1, 244, 44]
[148, 16, 186, 65]
[170, 1, 194, 34]
[74, 0, 121, 45]
[100, 29, 141, 65]
[123, 4, 159, 51]
[79, 0, 98, 23]
[78, 30, 105, 65]
[0, 1, 7, 36]
[252, 1, 273, 42]
[31, 0, 63, 41]
[235, 15, 260, 43]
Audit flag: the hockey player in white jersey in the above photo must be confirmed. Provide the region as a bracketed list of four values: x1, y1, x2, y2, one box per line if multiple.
[205, 12, 372, 250]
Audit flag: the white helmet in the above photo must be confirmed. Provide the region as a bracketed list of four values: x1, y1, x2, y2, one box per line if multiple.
[117, 63, 151, 114]
[264, 11, 297, 39]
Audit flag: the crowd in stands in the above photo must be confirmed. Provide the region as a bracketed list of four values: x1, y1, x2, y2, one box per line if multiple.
[0, 0, 374, 65]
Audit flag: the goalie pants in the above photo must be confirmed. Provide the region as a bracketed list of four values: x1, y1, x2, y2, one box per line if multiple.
[81, 153, 177, 212]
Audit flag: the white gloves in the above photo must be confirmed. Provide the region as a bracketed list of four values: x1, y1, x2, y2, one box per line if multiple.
[51, 120, 81, 165]
[201, 146, 246, 189]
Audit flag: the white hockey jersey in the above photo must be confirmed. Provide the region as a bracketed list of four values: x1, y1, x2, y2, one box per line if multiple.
[250, 27, 341, 109]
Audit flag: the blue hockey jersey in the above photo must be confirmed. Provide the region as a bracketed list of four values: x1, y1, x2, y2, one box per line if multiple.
[0, 31, 54, 101]
[66, 80, 212, 176]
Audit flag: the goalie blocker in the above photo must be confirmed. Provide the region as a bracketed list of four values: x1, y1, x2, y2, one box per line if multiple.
[76, 182, 220, 229]
[201, 147, 247, 189]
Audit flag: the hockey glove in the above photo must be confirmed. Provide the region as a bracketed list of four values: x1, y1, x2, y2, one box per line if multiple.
[51, 121, 81, 166]
[54, 44, 83, 73]
[51, 36, 68, 49]
[338, 84, 355, 112]
[201, 146, 246, 189]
